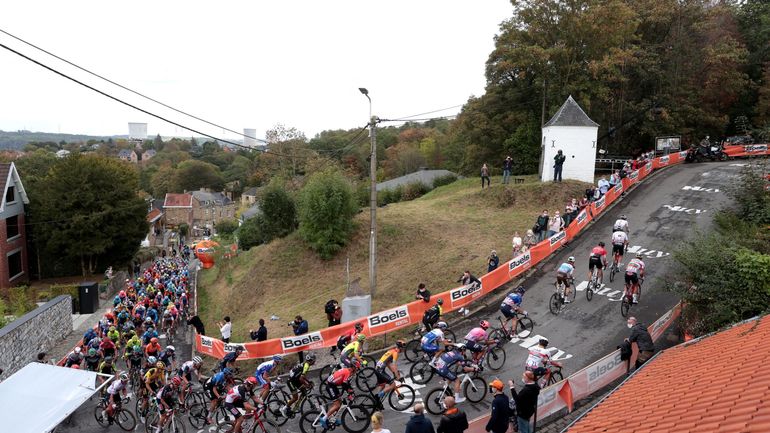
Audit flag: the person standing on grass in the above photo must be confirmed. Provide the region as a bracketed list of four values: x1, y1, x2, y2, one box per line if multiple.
[217, 316, 232, 343]
[512, 231, 523, 257]
[553, 150, 566, 182]
[481, 164, 490, 189]
[535, 210, 549, 242]
[371, 411, 390, 433]
[487, 250, 500, 272]
[502, 156, 513, 184]
[249, 319, 268, 341]
[437, 396, 468, 433]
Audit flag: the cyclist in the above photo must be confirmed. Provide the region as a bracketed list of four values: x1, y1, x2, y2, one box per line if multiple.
[500, 286, 526, 336]
[374, 340, 404, 400]
[422, 299, 444, 331]
[177, 356, 203, 405]
[64, 346, 84, 368]
[525, 338, 552, 380]
[84, 347, 102, 372]
[162, 310, 175, 335]
[225, 377, 260, 433]
[611, 229, 629, 267]
[142, 324, 159, 345]
[124, 345, 144, 372]
[281, 353, 316, 417]
[434, 344, 477, 404]
[144, 337, 162, 358]
[334, 322, 364, 354]
[320, 363, 358, 428]
[98, 357, 117, 385]
[99, 336, 117, 360]
[340, 334, 367, 368]
[107, 326, 121, 345]
[613, 215, 629, 233]
[123, 333, 142, 358]
[587, 242, 608, 284]
[254, 355, 282, 403]
[219, 346, 244, 372]
[624, 253, 646, 304]
[204, 368, 233, 425]
[463, 320, 498, 365]
[421, 322, 451, 366]
[555, 257, 576, 302]
[158, 345, 176, 373]
[141, 361, 166, 417]
[155, 376, 182, 433]
[102, 372, 130, 424]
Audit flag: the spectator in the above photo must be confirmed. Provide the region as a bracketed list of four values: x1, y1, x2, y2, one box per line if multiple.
[626, 316, 655, 369]
[487, 250, 500, 273]
[577, 196, 589, 212]
[502, 156, 513, 184]
[415, 283, 431, 303]
[330, 303, 343, 326]
[523, 230, 537, 251]
[187, 314, 206, 336]
[512, 231, 523, 257]
[510, 372, 540, 433]
[598, 176, 610, 196]
[249, 319, 268, 341]
[481, 164, 490, 189]
[534, 210, 549, 242]
[405, 403, 435, 433]
[547, 211, 564, 237]
[620, 162, 630, 179]
[457, 271, 481, 286]
[217, 316, 232, 343]
[570, 198, 579, 221]
[563, 201, 575, 227]
[325, 299, 342, 327]
[437, 396, 468, 433]
[553, 150, 566, 182]
[609, 170, 620, 187]
[291, 315, 310, 362]
[485, 379, 510, 433]
[36, 352, 48, 364]
[371, 411, 390, 433]
[585, 186, 597, 202]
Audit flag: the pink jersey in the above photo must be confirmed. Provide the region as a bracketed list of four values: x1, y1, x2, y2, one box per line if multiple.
[464, 327, 487, 342]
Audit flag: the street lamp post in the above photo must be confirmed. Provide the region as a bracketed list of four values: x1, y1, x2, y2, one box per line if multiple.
[359, 87, 377, 299]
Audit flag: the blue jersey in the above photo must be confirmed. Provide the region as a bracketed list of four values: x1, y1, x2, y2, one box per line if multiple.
[557, 263, 574, 274]
[422, 329, 443, 345]
[436, 350, 465, 370]
[255, 360, 276, 378]
[210, 371, 227, 387]
[501, 293, 522, 308]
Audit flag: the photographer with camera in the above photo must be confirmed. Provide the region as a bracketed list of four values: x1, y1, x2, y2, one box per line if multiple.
[290, 315, 309, 362]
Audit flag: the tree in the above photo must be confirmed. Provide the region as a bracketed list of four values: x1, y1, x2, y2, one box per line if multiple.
[236, 214, 267, 250]
[29, 154, 147, 276]
[260, 182, 297, 239]
[298, 170, 358, 259]
[215, 219, 239, 236]
[172, 160, 225, 192]
[153, 134, 164, 151]
[151, 165, 177, 197]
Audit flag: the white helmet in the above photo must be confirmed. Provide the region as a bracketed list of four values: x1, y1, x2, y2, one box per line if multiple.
[436, 322, 448, 329]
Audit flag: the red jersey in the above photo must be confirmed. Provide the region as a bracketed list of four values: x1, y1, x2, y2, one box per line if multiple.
[328, 368, 353, 385]
[591, 246, 607, 258]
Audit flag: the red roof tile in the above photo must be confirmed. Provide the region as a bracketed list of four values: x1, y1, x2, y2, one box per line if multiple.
[163, 193, 192, 208]
[568, 316, 770, 433]
[146, 209, 163, 223]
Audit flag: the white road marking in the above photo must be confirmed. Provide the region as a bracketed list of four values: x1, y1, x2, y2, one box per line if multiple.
[663, 204, 707, 214]
[505, 334, 573, 361]
[626, 245, 670, 258]
[682, 185, 720, 193]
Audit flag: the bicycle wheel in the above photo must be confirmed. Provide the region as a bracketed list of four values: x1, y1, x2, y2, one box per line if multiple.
[299, 410, 325, 433]
[547, 370, 564, 386]
[388, 384, 416, 411]
[355, 367, 378, 392]
[609, 265, 616, 282]
[116, 409, 137, 432]
[254, 418, 281, 433]
[341, 405, 371, 433]
[404, 339, 422, 363]
[266, 390, 289, 425]
[424, 387, 448, 415]
[145, 412, 160, 433]
[586, 281, 594, 301]
[361, 355, 376, 367]
[353, 393, 379, 414]
[549, 293, 562, 315]
[463, 377, 487, 403]
[409, 360, 434, 385]
[489, 328, 508, 343]
[170, 416, 187, 433]
[444, 329, 457, 342]
[188, 402, 208, 429]
[568, 283, 577, 302]
[94, 405, 110, 428]
[301, 394, 325, 415]
[620, 298, 631, 317]
[215, 405, 236, 425]
[637, 284, 642, 302]
[516, 317, 534, 338]
[485, 346, 506, 371]
[318, 365, 335, 391]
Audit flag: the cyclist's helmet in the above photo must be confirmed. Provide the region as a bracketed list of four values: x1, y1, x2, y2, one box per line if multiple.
[436, 322, 448, 329]
[88, 348, 97, 356]
[567, 256, 575, 263]
[354, 322, 364, 332]
[272, 355, 283, 362]
[171, 376, 182, 387]
[71, 364, 80, 369]
[539, 338, 549, 347]
[109, 326, 116, 332]
[74, 346, 81, 353]
[104, 357, 113, 364]
[156, 361, 166, 369]
[479, 320, 490, 330]
[235, 346, 244, 353]
[193, 356, 203, 364]
[598, 241, 605, 247]
[515, 286, 526, 295]
[147, 356, 157, 364]
[620, 215, 627, 220]
[436, 299, 443, 305]
[166, 345, 175, 352]
[305, 353, 316, 363]
[357, 334, 366, 342]
[396, 339, 406, 349]
[635, 253, 643, 259]
[133, 346, 142, 353]
[119, 290, 126, 298]
[150, 337, 159, 344]
[222, 368, 233, 377]
[119, 373, 129, 382]
[245, 377, 258, 386]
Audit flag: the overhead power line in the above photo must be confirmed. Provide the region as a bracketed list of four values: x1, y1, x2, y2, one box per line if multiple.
[0, 27, 268, 143]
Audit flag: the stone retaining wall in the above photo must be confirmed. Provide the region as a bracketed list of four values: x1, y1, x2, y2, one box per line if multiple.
[0, 295, 72, 376]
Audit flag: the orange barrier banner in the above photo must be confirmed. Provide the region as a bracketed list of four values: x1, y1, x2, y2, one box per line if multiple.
[724, 143, 769, 156]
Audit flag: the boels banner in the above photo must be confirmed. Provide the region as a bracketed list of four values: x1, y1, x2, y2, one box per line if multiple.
[195, 146, 767, 360]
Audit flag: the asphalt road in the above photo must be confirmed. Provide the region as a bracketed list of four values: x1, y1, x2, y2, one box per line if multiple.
[59, 161, 741, 433]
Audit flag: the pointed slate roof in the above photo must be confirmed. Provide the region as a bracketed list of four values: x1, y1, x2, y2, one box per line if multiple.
[544, 95, 599, 127]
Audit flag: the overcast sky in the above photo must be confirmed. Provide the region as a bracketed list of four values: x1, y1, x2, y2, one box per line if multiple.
[0, 1, 512, 141]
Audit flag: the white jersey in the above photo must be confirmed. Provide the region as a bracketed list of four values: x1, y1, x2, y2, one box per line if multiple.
[613, 219, 629, 232]
[611, 231, 628, 246]
[526, 346, 551, 369]
[107, 380, 126, 395]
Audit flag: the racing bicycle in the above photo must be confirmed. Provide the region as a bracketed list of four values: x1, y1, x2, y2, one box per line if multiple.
[490, 314, 534, 341]
[403, 328, 457, 363]
[94, 396, 137, 431]
[621, 277, 643, 318]
[549, 277, 575, 315]
[216, 403, 280, 433]
[299, 391, 371, 433]
[533, 360, 565, 388]
[354, 381, 416, 413]
[424, 372, 487, 415]
[265, 379, 322, 426]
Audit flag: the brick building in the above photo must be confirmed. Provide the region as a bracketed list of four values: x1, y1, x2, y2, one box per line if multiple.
[191, 189, 236, 235]
[163, 193, 193, 229]
[0, 163, 29, 291]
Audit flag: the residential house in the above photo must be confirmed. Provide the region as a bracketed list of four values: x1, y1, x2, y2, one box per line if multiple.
[55, 149, 70, 158]
[145, 206, 165, 247]
[117, 149, 138, 162]
[0, 163, 29, 291]
[142, 149, 156, 162]
[191, 189, 237, 235]
[163, 193, 193, 229]
[241, 186, 259, 206]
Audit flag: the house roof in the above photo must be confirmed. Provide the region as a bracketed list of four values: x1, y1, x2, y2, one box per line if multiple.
[240, 204, 261, 221]
[0, 162, 30, 212]
[567, 316, 770, 433]
[192, 190, 232, 206]
[163, 193, 193, 208]
[544, 95, 599, 128]
[143, 149, 156, 157]
[242, 186, 259, 197]
[146, 208, 164, 223]
[117, 149, 134, 158]
[376, 169, 458, 192]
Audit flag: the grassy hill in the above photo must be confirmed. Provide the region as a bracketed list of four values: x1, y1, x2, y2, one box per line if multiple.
[198, 175, 589, 343]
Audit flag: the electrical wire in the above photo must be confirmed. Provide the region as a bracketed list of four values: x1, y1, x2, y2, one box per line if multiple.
[388, 104, 464, 121]
[0, 27, 268, 144]
[23, 200, 149, 227]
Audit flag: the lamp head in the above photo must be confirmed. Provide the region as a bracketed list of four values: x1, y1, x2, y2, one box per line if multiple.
[358, 88, 369, 96]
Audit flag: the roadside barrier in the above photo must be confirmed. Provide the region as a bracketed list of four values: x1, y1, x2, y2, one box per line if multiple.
[192, 146, 766, 360]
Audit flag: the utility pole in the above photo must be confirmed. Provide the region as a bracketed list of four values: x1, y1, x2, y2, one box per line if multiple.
[359, 88, 377, 299]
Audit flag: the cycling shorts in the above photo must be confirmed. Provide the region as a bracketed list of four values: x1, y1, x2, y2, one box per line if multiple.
[287, 378, 304, 393]
[625, 272, 639, 286]
[464, 340, 484, 353]
[556, 272, 572, 287]
[224, 401, 244, 419]
[340, 354, 355, 368]
[157, 397, 176, 414]
[500, 305, 517, 319]
[256, 374, 270, 387]
[205, 386, 222, 401]
[178, 370, 192, 382]
[325, 383, 342, 401]
[612, 244, 625, 257]
[421, 343, 439, 355]
[374, 368, 394, 385]
[588, 256, 604, 270]
[525, 366, 547, 379]
[436, 367, 457, 382]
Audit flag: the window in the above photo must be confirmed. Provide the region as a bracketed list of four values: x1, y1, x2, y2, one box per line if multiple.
[5, 186, 14, 204]
[6, 215, 19, 240]
[7, 250, 22, 281]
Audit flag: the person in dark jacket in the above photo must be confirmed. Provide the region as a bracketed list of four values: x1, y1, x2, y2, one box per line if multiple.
[437, 396, 468, 433]
[291, 315, 310, 363]
[457, 271, 481, 286]
[510, 372, 539, 433]
[553, 150, 566, 182]
[405, 403, 435, 433]
[502, 156, 513, 184]
[535, 210, 549, 242]
[487, 250, 500, 273]
[626, 316, 655, 368]
[485, 379, 510, 433]
[249, 319, 268, 341]
[186, 315, 206, 336]
[415, 283, 431, 303]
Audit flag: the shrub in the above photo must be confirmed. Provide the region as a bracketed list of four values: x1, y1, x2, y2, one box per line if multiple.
[215, 219, 239, 236]
[355, 183, 370, 208]
[298, 170, 358, 259]
[432, 174, 458, 188]
[260, 183, 297, 239]
[9, 286, 34, 317]
[236, 214, 268, 251]
[402, 182, 431, 201]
